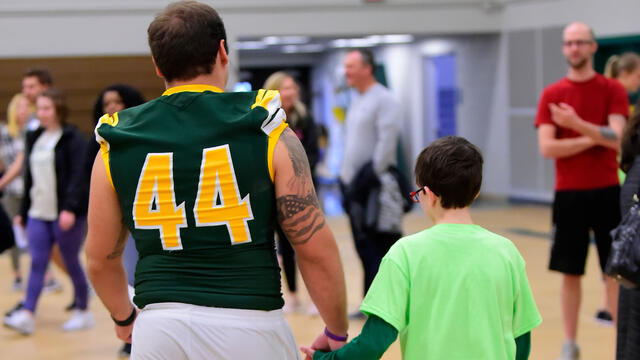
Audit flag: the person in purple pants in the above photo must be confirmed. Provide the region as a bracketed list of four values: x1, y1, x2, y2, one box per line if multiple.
[3, 88, 92, 335]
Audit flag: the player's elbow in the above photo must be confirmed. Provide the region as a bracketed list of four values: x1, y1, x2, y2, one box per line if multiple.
[538, 142, 555, 158]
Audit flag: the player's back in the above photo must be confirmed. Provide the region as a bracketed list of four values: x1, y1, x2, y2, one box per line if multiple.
[95, 85, 288, 311]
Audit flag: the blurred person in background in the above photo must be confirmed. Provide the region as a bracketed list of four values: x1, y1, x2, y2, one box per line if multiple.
[535, 22, 629, 360]
[264, 71, 319, 314]
[90, 83, 145, 358]
[3, 88, 92, 335]
[339, 49, 405, 319]
[0, 95, 30, 291]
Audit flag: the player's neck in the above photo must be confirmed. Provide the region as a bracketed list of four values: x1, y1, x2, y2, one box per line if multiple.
[433, 207, 474, 225]
[566, 66, 596, 82]
[165, 73, 226, 92]
[356, 78, 377, 94]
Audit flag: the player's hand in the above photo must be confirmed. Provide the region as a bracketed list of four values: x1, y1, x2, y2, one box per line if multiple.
[549, 103, 579, 130]
[311, 331, 347, 351]
[13, 215, 23, 227]
[58, 210, 76, 231]
[114, 308, 138, 344]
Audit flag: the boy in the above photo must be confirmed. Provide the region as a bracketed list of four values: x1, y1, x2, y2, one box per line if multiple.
[302, 136, 542, 359]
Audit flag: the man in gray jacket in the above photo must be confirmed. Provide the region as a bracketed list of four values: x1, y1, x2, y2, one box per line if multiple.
[340, 49, 402, 318]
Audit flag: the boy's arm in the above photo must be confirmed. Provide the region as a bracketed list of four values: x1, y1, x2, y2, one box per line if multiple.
[515, 332, 531, 360]
[302, 314, 398, 360]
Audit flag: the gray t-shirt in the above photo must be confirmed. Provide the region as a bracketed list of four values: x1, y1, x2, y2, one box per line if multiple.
[28, 129, 62, 221]
[339, 83, 400, 184]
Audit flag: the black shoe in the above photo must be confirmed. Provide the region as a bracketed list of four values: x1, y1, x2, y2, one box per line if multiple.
[348, 310, 367, 320]
[4, 300, 24, 317]
[595, 309, 614, 327]
[65, 300, 77, 312]
[117, 343, 132, 358]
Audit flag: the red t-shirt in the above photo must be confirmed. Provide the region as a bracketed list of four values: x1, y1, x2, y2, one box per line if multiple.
[535, 73, 629, 190]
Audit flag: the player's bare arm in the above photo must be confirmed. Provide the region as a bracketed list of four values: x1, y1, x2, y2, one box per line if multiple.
[85, 154, 137, 343]
[549, 102, 624, 151]
[275, 128, 325, 245]
[538, 124, 595, 158]
[274, 127, 348, 348]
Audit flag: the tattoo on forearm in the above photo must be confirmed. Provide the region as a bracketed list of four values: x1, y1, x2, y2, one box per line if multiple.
[276, 193, 325, 245]
[600, 127, 618, 140]
[107, 226, 129, 260]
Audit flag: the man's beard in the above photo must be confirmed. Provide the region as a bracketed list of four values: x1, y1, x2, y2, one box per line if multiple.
[567, 57, 588, 70]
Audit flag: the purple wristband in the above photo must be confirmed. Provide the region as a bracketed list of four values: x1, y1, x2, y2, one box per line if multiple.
[324, 327, 348, 342]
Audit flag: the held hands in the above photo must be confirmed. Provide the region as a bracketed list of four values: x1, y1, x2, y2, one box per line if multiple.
[300, 331, 347, 360]
[58, 210, 76, 231]
[549, 103, 580, 130]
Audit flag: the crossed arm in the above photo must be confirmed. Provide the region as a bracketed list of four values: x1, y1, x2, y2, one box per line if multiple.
[539, 103, 626, 158]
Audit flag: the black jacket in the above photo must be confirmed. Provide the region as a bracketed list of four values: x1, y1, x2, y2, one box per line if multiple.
[20, 125, 89, 220]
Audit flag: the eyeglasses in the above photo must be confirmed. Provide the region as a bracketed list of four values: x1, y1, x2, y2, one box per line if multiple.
[409, 188, 425, 203]
[562, 40, 593, 48]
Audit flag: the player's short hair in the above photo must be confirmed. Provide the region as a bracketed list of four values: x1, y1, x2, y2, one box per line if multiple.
[148, 1, 228, 82]
[23, 67, 53, 86]
[414, 136, 483, 209]
[39, 88, 69, 124]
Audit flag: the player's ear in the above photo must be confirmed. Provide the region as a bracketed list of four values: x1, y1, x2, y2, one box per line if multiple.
[151, 57, 164, 79]
[218, 39, 229, 66]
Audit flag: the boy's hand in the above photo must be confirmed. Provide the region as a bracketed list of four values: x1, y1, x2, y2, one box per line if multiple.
[300, 346, 316, 360]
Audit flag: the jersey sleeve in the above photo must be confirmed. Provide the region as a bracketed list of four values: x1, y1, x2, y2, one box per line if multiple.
[360, 246, 410, 332]
[252, 89, 288, 182]
[512, 256, 542, 337]
[535, 88, 554, 128]
[94, 112, 119, 189]
[608, 80, 630, 118]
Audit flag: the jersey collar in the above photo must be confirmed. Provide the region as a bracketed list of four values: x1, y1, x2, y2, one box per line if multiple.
[162, 84, 223, 96]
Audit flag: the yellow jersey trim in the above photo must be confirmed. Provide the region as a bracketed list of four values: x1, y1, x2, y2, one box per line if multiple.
[268, 122, 289, 182]
[95, 112, 119, 189]
[162, 84, 223, 96]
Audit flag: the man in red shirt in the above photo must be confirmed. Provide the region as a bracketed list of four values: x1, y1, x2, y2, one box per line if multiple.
[535, 22, 629, 360]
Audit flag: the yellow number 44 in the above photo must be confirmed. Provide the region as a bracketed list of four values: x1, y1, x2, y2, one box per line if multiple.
[133, 145, 253, 250]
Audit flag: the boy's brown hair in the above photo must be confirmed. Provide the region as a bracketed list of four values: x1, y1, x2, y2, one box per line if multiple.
[414, 136, 483, 209]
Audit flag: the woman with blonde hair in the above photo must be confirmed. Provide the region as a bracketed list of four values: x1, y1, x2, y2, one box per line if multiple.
[264, 71, 319, 313]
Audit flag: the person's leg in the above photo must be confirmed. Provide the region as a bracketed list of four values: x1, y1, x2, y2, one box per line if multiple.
[122, 234, 138, 287]
[277, 226, 297, 294]
[616, 285, 630, 360]
[53, 216, 89, 310]
[562, 274, 581, 341]
[23, 218, 54, 312]
[592, 185, 622, 323]
[549, 190, 589, 356]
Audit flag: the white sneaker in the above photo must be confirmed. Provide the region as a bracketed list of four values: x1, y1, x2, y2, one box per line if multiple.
[62, 310, 95, 331]
[3, 309, 35, 335]
[558, 340, 580, 360]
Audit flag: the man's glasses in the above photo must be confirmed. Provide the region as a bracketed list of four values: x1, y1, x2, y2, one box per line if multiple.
[562, 39, 593, 48]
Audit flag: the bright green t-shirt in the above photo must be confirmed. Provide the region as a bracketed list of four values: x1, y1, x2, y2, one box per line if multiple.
[360, 223, 542, 360]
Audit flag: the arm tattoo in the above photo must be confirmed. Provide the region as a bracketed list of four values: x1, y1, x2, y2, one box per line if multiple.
[107, 225, 129, 260]
[276, 193, 325, 245]
[600, 126, 618, 140]
[281, 128, 312, 193]
[276, 127, 325, 245]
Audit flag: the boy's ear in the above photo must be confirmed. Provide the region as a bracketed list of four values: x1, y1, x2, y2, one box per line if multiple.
[425, 186, 439, 207]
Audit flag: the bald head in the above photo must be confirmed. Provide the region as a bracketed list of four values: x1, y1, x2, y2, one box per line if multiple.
[563, 22, 595, 42]
[562, 22, 597, 71]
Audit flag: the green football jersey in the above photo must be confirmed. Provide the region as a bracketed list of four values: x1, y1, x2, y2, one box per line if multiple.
[95, 85, 288, 311]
